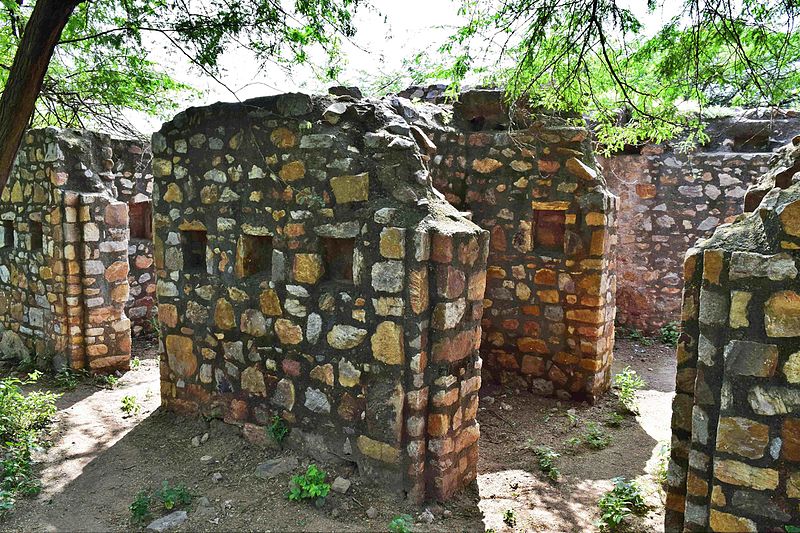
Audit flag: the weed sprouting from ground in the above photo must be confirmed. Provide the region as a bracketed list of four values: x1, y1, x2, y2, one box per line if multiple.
[613, 367, 646, 414]
[129, 490, 152, 523]
[657, 322, 680, 347]
[0, 372, 59, 515]
[597, 477, 648, 531]
[288, 464, 330, 502]
[129, 481, 192, 524]
[653, 442, 670, 487]
[533, 446, 561, 481]
[130, 357, 141, 371]
[584, 422, 612, 450]
[617, 326, 654, 346]
[268, 415, 289, 443]
[605, 412, 625, 427]
[503, 509, 517, 527]
[388, 514, 413, 533]
[120, 395, 140, 416]
[155, 480, 192, 510]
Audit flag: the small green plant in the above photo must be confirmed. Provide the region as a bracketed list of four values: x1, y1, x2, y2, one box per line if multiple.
[155, 480, 192, 510]
[503, 509, 517, 528]
[785, 526, 800, 533]
[584, 422, 612, 450]
[288, 464, 330, 502]
[129, 490, 152, 523]
[605, 412, 625, 427]
[658, 322, 680, 347]
[564, 436, 583, 453]
[533, 446, 561, 481]
[130, 357, 141, 371]
[613, 367, 646, 414]
[388, 514, 413, 533]
[619, 326, 654, 346]
[565, 410, 579, 428]
[149, 316, 161, 335]
[597, 477, 648, 531]
[653, 442, 670, 487]
[98, 374, 118, 389]
[0, 372, 59, 515]
[121, 395, 140, 416]
[268, 415, 290, 443]
[54, 368, 79, 390]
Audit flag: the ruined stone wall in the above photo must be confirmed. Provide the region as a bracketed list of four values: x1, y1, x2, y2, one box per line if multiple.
[601, 111, 800, 333]
[602, 151, 771, 333]
[0, 128, 150, 371]
[152, 93, 489, 502]
[422, 90, 618, 401]
[109, 138, 156, 335]
[665, 138, 800, 531]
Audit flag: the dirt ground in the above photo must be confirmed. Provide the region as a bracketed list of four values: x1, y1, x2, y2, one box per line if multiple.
[2, 337, 675, 532]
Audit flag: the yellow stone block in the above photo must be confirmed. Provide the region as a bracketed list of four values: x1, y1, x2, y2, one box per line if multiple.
[293, 253, 324, 284]
[260, 289, 283, 316]
[780, 200, 800, 237]
[729, 291, 751, 328]
[356, 435, 400, 464]
[330, 173, 369, 203]
[163, 183, 183, 203]
[379, 227, 405, 259]
[371, 321, 404, 365]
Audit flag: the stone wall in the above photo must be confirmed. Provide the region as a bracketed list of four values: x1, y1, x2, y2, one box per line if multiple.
[152, 93, 489, 502]
[601, 111, 800, 333]
[0, 128, 152, 371]
[665, 138, 800, 531]
[421, 90, 618, 401]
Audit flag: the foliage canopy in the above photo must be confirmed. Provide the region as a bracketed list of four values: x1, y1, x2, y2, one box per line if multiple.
[383, 0, 800, 152]
[0, 0, 360, 135]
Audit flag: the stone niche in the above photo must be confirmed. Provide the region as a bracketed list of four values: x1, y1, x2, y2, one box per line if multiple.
[152, 93, 489, 502]
[422, 90, 618, 401]
[665, 137, 800, 531]
[0, 128, 154, 371]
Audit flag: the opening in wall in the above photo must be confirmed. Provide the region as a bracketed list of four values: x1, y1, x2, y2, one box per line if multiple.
[30, 221, 43, 251]
[236, 234, 273, 278]
[181, 230, 207, 272]
[322, 237, 355, 282]
[1, 221, 13, 249]
[533, 209, 566, 252]
[129, 202, 152, 239]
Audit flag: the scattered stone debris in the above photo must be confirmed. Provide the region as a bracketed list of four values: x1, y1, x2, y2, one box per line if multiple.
[146, 510, 188, 532]
[331, 476, 351, 494]
[254, 456, 299, 479]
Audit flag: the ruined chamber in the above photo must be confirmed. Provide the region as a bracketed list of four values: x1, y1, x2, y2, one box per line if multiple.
[421, 90, 619, 401]
[152, 93, 489, 501]
[666, 137, 800, 531]
[0, 128, 154, 371]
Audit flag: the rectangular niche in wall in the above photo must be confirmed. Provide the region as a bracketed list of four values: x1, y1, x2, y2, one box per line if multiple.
[181, 230, 207, 273]
[322, 238, 355, 282]
[30, 221, 43, 251]
[1, 220, 13, 249]
[236, 234, 273, 278]
[533, 209, 566, 252]
[129, 202, 152, 239]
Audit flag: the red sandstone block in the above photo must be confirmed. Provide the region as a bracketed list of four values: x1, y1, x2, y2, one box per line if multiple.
[428, 413, 450, 437]
[431, 327, 478, 363]
[104, 203, 128, 226]
[282, 359, 301, 376]
[455, 423, 480, 453]
[431, 233, 453, 263]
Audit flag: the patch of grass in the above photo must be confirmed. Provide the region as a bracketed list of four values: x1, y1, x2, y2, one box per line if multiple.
[618, 326, 654, 346]
[130, 357, 141, 371]
[653, 442, 670, 487]
[605, 412, 625, 427]
[129, 481, 192, 524]
[97, 374, 118, 389]
[613, 366, 646, 414]
[658, 322, 680, 347]
[288, 464, 330, 502]
[533, 446, 561, 481]
[388, 514, 413, 533]
[564, 436, 583, 453]
[155, 480, 192, 510]
[129, 490, 152, 523]
[268, 415, 289, 443]
[0, 372, 59, 515]
[584, 422, 612, 450]
[54, 369, 80, 390]
[503, 509, 517, 528]
[597, 477, 648, 531]
[120, 395, 140, 416]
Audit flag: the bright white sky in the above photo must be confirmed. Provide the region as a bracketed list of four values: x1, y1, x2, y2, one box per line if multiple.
[134, 0, 678, 132]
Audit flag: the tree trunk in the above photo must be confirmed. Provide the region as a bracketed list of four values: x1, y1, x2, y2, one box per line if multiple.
[0, 0, 83, 191]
